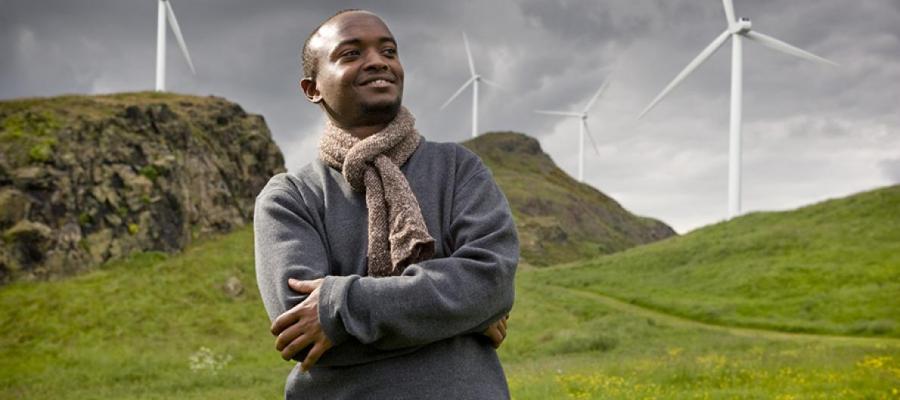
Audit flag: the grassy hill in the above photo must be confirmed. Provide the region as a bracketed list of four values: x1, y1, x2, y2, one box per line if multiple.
[532, 184, 900, 337]
[463, 132, 675, 266]
[2, 185, 898, 398]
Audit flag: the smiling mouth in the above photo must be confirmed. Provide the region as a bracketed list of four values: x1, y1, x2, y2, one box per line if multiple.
[361, 79, 394, 88]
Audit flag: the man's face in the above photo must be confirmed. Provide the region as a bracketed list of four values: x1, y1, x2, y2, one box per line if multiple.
[304, 12, 404, 126]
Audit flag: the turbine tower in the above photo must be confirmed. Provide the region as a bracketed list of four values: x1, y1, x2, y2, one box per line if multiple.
[535, 77, 611, 183]
[639, 0, 836, 219]
[440, 32, 502, 138]
[156, 0, 196, 91]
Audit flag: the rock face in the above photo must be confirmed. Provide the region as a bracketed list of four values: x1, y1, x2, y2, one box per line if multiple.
[463, 132, 677, 266]
[0, 92, 285, 283]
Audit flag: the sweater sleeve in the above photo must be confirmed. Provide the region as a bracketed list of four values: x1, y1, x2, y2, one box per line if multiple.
[317, 160, 519, 351]
[254, 181, 330, 325]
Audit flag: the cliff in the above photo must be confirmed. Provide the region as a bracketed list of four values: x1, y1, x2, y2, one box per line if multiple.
[0, 92, 285, 282]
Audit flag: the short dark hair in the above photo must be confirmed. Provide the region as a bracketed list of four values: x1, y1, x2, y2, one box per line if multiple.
[301, 9, 364, 80]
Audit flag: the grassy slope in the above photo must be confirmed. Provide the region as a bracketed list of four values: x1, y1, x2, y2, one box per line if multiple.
[534, 185, 900, 338]
[3, 182, 899, 398]
[0, 228, 287, 399]
[507, 273, 899, 399]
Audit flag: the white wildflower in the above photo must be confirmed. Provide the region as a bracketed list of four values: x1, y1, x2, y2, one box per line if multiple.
[188, 346, 233, 375]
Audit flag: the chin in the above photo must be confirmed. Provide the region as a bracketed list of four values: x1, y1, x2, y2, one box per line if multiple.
[359, 98, 402, 122]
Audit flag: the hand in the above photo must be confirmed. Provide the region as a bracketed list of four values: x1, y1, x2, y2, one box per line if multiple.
[482, 314, 509, 349]
[271, 278, 333, 372]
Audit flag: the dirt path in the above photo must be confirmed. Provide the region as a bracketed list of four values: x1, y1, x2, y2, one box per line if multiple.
[552, 285, 900, 347]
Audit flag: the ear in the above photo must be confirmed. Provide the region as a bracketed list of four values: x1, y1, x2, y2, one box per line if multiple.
[300, 78, 322, 103]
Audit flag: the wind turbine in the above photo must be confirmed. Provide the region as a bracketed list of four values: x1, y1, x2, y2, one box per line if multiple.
[535, 77, 611, 183]
[440, 32, 502, 138]
[155, 0, 196, 91]
[639, 0, 836, 219]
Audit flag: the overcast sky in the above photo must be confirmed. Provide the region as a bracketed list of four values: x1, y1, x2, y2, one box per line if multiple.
[3, 0, 898, 232]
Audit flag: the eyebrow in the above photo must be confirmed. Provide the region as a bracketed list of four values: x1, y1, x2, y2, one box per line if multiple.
[331, 37, 397, 54]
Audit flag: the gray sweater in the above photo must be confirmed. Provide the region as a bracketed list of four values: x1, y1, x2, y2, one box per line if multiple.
[253, 139, 519, 399]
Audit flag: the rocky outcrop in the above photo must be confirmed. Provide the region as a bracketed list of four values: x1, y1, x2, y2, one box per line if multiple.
[0, 92, 285, 283]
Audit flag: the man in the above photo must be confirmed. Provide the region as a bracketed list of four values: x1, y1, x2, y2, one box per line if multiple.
[254, 9, 518, 399]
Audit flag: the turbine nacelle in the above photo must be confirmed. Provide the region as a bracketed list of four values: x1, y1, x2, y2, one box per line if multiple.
[731, 17, 752, 34]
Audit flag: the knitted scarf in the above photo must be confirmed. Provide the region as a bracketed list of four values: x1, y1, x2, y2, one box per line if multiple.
[318, 107, 435, 277]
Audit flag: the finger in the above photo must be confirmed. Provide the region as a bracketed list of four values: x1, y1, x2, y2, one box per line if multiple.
[500, 317, 507, 331]
[498, 321, 507, 339]
[482, 321, 499, 336]
[271, 309, 300, 336]
[287, 278, 311, 293]
[288, 278, 324, 294]
[301, 341, 329, 372]
[275, 322, 304, 351]
[485, 327, 502, 348]
[281, 333, 313, 361]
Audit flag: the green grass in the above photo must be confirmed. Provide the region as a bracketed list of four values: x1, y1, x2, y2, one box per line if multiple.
[506, 274, 900, 399]
[531, 185, 900, 338]
[2, 186, 899, 398]
[0, 229, 289, 399]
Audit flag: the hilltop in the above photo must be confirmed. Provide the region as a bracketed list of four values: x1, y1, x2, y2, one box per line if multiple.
[463, 132, 676, 266]
[0, 92, 285, 282]
[533, 184, 900, 337]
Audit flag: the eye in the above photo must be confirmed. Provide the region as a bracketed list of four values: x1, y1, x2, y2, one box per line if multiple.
[382, 48, 397, 57]
[341, 49, 360, 58]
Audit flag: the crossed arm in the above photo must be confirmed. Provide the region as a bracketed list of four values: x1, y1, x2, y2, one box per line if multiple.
[254, 167, 518, 370]
[271, 278, 510, 371]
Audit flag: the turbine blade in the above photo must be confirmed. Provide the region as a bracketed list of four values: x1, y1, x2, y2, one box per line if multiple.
[462, 32, 476, 76]
[534, 110, 582, 118]
[440, 76, 476, 110]
[639, 29, 731, 119]
[744, 30, 838, 66]
[722, 0, 736, 25]
[164, 0, 196, 74]
[584, 122, 602, 156]
[583, 75, 611, 113]
[481, 78, 505, 91]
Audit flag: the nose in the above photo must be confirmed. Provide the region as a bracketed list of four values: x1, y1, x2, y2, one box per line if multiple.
[362, 49, 389, 72]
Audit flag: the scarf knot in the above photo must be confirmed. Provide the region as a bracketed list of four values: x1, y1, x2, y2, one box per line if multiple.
[318, 107, 436, 277]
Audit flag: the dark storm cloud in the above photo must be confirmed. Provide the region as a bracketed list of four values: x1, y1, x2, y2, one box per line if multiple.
[3, 0, 898, 232]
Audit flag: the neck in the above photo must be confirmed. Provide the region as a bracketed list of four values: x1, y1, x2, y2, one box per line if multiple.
[323, 102, 403, 140]
[325, 110, 399, 140]
[344, 123, 389, 140]
[325, 113, 387, 140]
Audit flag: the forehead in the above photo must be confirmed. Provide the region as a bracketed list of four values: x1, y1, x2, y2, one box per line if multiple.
[310, 12, 395, 51]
